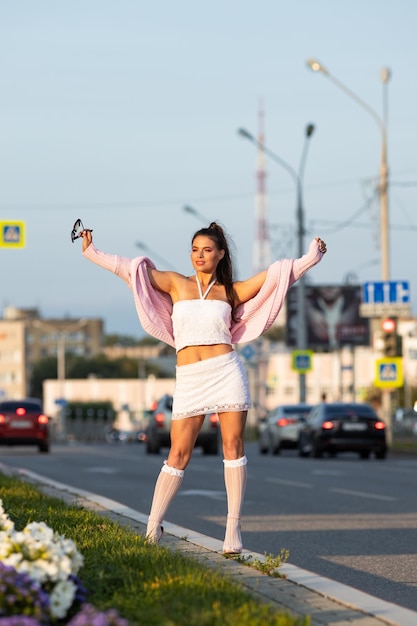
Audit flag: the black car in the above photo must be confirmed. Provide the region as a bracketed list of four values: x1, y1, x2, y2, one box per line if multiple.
[0, 398, 50, 453]
[298, 402, 387, 459]
[145, 394, 219, 455]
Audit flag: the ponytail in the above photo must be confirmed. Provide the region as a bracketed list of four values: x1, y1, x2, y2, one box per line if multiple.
[192, 222, 238, 320]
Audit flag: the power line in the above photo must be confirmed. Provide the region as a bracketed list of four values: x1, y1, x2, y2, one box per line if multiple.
[1, 177, 416, 212]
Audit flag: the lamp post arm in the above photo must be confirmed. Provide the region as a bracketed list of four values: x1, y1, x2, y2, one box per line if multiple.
[240, 133, 299, 188]
[325, 72, 384, 133]
[327, 71, 389, 279]
[135, 242, 176, 270]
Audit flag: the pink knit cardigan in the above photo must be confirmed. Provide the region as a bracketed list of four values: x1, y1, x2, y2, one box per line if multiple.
[83, 239, 324, 348]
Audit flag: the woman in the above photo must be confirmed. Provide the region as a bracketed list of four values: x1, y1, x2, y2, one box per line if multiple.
[80, 222, 327, 553]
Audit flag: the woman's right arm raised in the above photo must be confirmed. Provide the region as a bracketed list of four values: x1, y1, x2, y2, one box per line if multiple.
[81, 229, 178, 297]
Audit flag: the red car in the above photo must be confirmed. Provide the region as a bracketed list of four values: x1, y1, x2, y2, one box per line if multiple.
[0, 399, 50, 453]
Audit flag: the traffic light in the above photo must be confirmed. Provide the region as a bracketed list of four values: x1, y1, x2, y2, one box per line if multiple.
[381, 318, 402, 357]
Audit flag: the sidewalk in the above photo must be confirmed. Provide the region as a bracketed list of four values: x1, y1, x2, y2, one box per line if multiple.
[8, 464, 417, 626]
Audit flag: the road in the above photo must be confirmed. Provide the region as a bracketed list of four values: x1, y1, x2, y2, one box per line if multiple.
[1, 441, 417, 612]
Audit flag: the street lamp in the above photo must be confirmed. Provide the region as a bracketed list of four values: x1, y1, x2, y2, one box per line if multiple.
[32, 318, 88, 440]
[183, 205, 210, 225]
[135, 241, 176, 270]
[238, 124, 316, 402]
[306, 58, 391, 281]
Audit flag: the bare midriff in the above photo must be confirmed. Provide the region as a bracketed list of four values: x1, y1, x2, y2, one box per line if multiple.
[177, 343, 233, 366]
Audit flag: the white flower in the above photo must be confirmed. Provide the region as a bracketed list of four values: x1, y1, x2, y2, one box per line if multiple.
[49, 579, 77, 619]
[0, 499, 15, 534]
[0, 532, 13, 557]
[24, 521, 55, 543]
[2, 552, 24, 568]
[0, 500, 84, 620]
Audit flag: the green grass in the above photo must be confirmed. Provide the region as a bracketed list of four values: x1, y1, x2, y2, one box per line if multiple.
[391, 439, 417, 454]
[0, 473, 309, 626]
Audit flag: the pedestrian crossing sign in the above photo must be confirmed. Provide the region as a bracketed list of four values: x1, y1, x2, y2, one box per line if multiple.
[0, 221, 25, 248]
[292, 350, 313, 373]
[375, 357, 403, 388]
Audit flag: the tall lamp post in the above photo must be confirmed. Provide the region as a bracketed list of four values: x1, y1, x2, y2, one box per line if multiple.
[32, 318, 88, 440]
[238, 124, 316, 402]
[306, 59, 391, 281]
[307, 59, 393, 432]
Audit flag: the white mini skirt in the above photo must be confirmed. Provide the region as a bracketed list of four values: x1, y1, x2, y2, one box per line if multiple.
[172, 351, 251, 420]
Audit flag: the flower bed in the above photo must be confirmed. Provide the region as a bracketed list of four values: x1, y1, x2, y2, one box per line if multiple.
[0, 499, 129, 625]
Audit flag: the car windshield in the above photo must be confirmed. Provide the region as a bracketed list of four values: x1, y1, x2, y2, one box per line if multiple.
[0, 401, 42, 412]
[283, 407, 312, 417]
[327, 407, 375, 420]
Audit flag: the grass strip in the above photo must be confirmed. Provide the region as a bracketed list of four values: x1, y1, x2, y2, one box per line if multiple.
[0, 473, 309, 626]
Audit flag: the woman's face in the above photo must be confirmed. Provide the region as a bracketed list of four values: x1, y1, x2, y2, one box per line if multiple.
[191, 235, 224, 273]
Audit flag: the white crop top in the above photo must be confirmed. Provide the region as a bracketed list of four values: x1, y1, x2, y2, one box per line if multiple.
[171, 278, 233, 353]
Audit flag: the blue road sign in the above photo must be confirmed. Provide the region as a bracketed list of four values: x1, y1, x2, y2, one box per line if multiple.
[240, 345, 256, 361]
[292, 350, 313, 373]
[55, 398, 68, 407]
[362, 281, 410, 305]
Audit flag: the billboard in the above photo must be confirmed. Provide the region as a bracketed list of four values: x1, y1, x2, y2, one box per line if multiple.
[286, 284, 370, 350]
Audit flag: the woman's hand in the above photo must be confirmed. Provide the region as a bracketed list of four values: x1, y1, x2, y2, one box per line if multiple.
[315, 237, 327, 254]
[81, 229, 93, 252]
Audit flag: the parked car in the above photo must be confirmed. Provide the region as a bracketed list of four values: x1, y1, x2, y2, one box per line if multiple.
[0, 398, 50, 453]
[104, 427, 146, 444]
[259, 404, 313, 454]
[298, 402, 387, 459]
[145, 394, 219, 455]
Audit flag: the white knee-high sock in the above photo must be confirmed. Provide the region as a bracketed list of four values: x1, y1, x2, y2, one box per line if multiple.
[223, 455, 247, 553]
[146, 462, 184, 542]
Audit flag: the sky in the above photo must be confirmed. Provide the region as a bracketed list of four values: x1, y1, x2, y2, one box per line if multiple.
[1, 1, 417, 338]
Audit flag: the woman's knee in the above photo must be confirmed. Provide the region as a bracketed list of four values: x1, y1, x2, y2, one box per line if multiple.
[222, 436, 244, 460]
[167, 447, 193, 470]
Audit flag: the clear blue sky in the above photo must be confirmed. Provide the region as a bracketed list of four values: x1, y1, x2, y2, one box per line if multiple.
[1, 1, 416, 337]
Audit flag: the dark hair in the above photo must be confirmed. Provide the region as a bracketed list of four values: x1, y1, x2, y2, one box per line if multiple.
[192, 222, 238, 319]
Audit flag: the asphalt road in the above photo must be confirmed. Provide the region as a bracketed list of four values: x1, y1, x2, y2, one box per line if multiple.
[1, 441, 417, 613]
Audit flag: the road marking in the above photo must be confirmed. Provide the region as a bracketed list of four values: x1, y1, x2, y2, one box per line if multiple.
[85, 467, 120, 474]
[178, 489, 226, 500]
[330, 487, 396, 502]
[266, 477, 313, 489]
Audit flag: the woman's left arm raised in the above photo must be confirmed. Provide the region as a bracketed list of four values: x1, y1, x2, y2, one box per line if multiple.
[292, 237, 327, 282]
[233, 237, 327, 305]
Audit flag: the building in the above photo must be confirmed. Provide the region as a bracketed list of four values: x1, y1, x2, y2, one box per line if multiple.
[0, 306, 103, 400]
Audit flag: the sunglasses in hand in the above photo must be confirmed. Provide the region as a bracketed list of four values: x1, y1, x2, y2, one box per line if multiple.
[71, 218, 93, 243]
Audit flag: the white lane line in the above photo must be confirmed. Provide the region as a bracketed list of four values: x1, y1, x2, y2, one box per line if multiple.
[330, 487, 396, 502]
[85, 467, 120, 474]
[266, 477, 313, 489]
[178, 489, 225, 500]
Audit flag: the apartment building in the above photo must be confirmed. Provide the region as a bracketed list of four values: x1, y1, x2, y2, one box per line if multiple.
[0, 306, 103, 400]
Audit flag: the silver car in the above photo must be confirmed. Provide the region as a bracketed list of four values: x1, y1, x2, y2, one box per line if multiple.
[259, 404, 313, 455]
[145, 394, 219, 455]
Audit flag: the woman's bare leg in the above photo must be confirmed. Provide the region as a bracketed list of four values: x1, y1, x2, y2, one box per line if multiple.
[219, 411, 247, 553]
[146, 415, 205, 542]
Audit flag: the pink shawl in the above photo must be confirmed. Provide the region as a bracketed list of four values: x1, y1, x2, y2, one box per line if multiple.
[83, 239, 323, 347]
